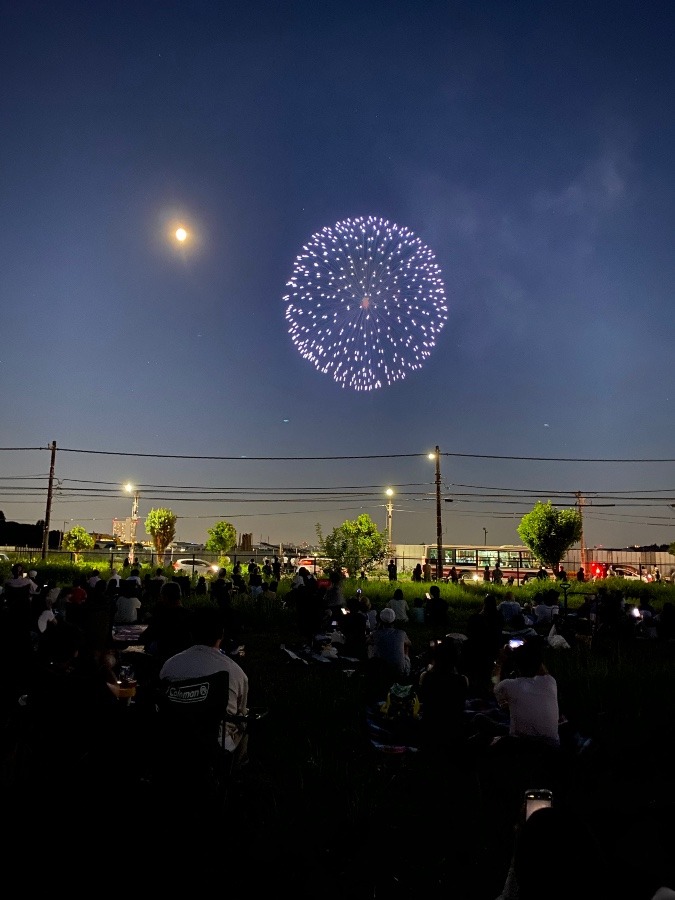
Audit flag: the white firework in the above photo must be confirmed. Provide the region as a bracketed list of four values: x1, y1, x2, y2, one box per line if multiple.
[284, 215, 448, 391]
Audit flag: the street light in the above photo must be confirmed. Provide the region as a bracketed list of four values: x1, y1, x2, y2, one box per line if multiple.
[125, 482, 139, 565]
[428, 447, 443, 581]
[385, 488, 394, 551]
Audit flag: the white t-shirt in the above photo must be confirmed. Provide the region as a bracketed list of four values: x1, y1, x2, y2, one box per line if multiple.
[387, 596, 409, 622]
[494, 673, 560, 746]
[115, 595, 142, 624]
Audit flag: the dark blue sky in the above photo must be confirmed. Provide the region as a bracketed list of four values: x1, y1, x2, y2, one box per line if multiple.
[1, 0, 674, 550]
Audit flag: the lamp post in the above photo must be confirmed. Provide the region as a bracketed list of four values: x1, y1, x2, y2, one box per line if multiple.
[125, 483, 139, 565]
[428, 446, 443, 581]
[385, 488, 394, 552]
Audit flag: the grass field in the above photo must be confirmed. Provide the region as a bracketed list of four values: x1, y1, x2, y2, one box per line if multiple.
[4, 570, 675, 896]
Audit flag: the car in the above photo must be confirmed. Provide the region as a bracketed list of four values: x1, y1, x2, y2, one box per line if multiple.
[0, 552, 10, 563]
[172, 558, 219, 576]
[610, 565, 647, 581]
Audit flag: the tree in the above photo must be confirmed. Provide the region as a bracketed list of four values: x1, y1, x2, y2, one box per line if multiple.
[317, 513, 388, 578]
[145, 508, 177, 561]
[205, 521, 237, 556]
[61, 525, 94, 560]
[517, 501, 582, 573]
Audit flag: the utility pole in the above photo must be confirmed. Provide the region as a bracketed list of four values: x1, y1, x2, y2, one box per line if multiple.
[41, 440, 56, 560]
[433, 446, 442, 581]
[576, 491, 587, 574]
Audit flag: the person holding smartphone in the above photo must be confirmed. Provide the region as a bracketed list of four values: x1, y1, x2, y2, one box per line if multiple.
[480, 638, 563, 860]
[492, 638, 560, 748]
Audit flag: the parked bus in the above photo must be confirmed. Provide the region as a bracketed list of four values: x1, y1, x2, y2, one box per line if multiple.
[420, 544, 543, 584]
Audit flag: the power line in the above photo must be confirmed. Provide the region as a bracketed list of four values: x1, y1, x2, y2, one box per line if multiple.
[2, 446, 675, 462]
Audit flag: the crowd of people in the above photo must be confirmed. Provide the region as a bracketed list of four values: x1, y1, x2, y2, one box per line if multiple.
[2, 558, 674, 897]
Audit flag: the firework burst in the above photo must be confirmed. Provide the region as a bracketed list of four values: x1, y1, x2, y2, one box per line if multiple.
[284, 216, 448, 391]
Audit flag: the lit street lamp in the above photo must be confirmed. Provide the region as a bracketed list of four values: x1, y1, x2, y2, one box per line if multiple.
[428, 447, 443, 581]
[385, 488, 394, 551]
[125, 483, 140, 565]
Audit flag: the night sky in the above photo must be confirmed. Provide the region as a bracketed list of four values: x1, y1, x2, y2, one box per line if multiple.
[1, 1, 674, 551]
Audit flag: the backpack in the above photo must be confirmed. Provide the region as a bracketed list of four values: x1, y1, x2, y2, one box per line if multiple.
[379, 683, 421, 721]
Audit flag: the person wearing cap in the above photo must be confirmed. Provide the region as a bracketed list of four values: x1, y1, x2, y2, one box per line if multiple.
[367, 606, 412, 676]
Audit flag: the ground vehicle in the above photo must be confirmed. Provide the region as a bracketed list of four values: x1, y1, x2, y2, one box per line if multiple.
[421, 544, 542, 584]
[172, 558, 219, 576]
[295, 557, 337, 574]
[588, 562, 651, 581]
[0, 552, 10, 563]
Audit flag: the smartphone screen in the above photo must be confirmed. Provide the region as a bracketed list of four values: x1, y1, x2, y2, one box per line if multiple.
[525, 789, 553, 820]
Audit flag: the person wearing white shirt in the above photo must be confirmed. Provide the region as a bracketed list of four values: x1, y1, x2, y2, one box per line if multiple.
[115, 581, 142, 624]
[386, 588, 409, 623]
[160, 606, 249, 759]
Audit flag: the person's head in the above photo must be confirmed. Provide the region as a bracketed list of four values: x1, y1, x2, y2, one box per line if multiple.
[545, 589, 559, 607]
[512, 637, 544, 677]
[11, 563, 21, 579]
[393, 588, 404, 601]
[429, 585, 440, 599]
[507, 613, 526, 631]
[431, 638, 461, 670]
[191, 605, 225, 647]
[483, 593, 498, 613]
[159, 581, 182, 606]
[269, 581, 278, 592]
[218, 568, 228, 578]
[29, 569, 38, 580]
[156, 567, 164, 576]
[379, 607, 396, 626]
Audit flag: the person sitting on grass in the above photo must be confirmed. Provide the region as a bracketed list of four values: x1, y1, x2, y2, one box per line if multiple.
[425, 584, 449, 629]
[417, 638, 469, 759]
[386, 587, 409, 624]
[367, 607, 411, 678]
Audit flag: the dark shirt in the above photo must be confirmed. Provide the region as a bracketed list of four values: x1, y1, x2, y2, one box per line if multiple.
[426, 595, 449, 628]
[418, 666, 468, 749]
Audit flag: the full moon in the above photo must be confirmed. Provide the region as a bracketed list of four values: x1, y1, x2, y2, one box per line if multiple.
[175, 227, 188, 242]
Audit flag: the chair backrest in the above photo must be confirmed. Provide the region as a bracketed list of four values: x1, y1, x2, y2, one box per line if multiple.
[156, 671, 229, 751]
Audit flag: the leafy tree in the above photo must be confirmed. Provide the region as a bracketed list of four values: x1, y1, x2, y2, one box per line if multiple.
[205, 521, 237, 556]
[517, 501, 582, 572]
[61, 525, 94, 560]
[145, 508, 177, 560]
[316, 513, 388, 578]
[669, 542, 675, 558]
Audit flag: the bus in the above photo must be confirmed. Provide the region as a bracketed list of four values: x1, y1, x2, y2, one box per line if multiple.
[420, 544, 543, 584]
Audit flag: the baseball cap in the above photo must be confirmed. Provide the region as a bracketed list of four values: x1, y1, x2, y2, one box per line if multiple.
[379, 608, 396, 624]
